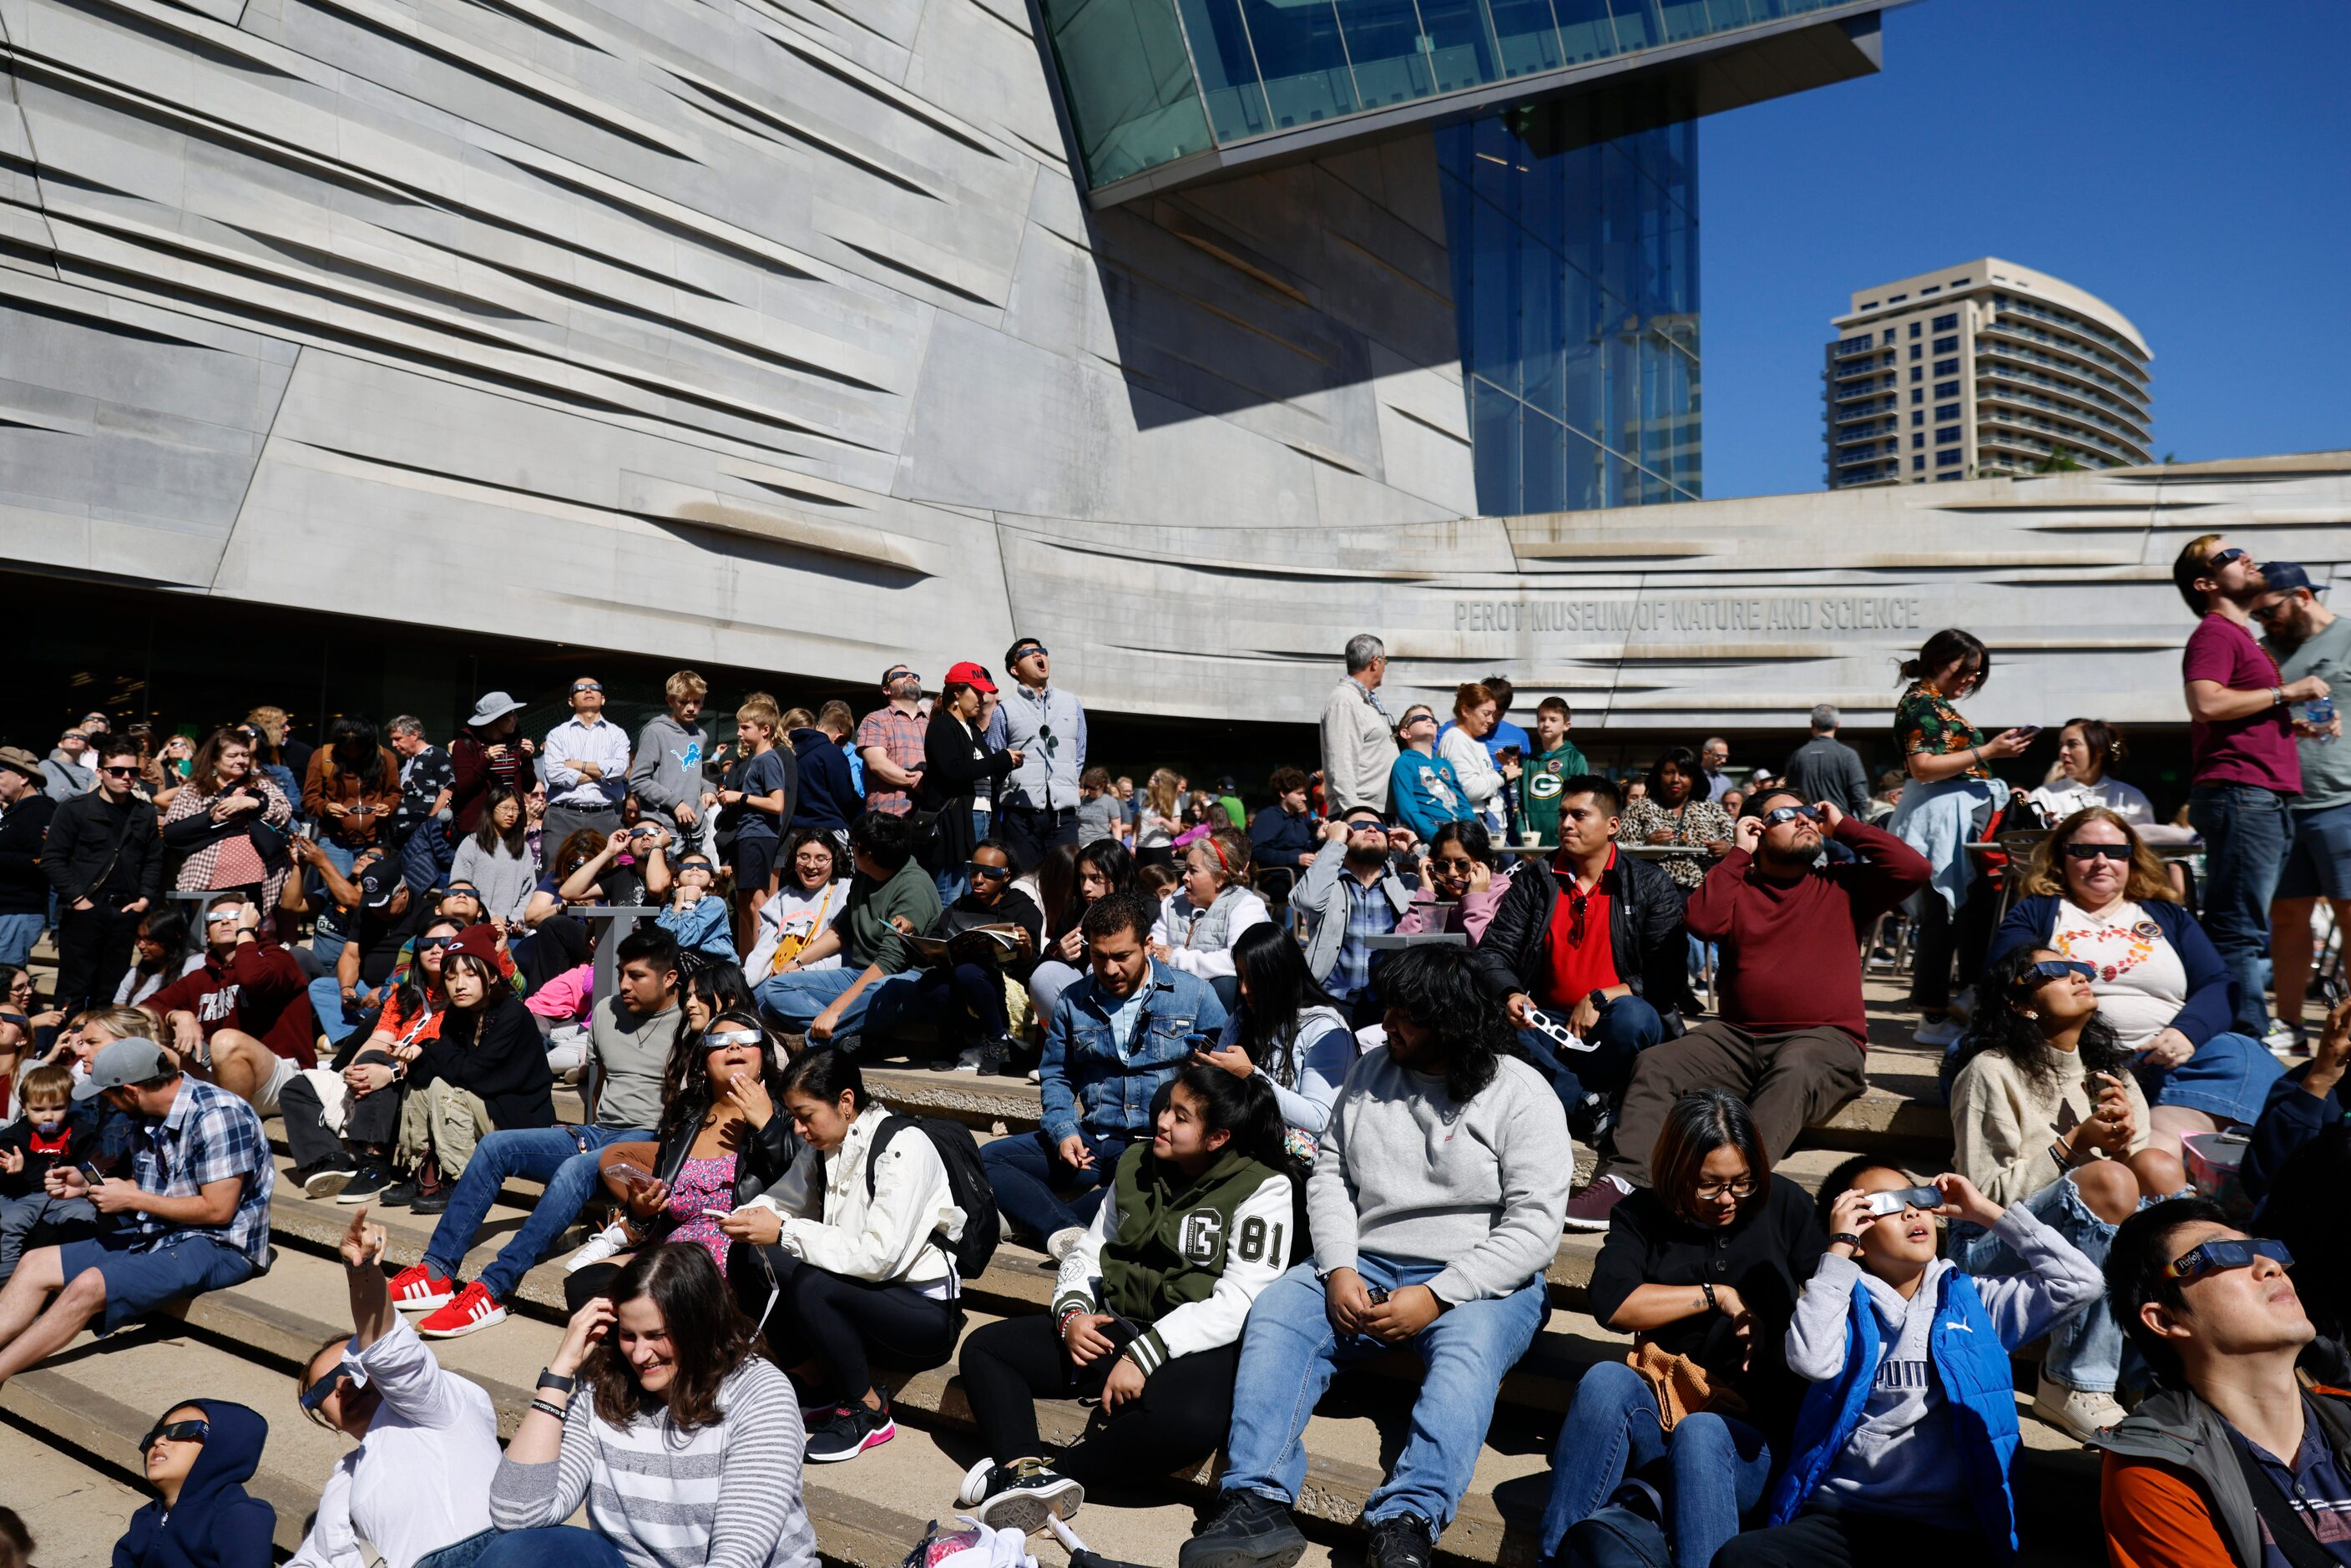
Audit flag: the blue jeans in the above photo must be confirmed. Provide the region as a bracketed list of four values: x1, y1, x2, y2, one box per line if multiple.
[307, 976, 377, 1044]
[1517, 996, 1665, 1114]
[2136, 1029, 2285, 1127]
[2189, 782, 2290, 1034]
[0, 1192, 98, 1284]
[403, 818, 454, 897]
[473, 1529, 625, 1568]
[1221, 1256, 1547, 1530]
[754, 969, 919, 1042]
[0, 913, 41, 969]
[413, 1530, 498, 1568]
[1955, 1172, 2127, 1393]
[1539, 1360, 1771, 1568]
[422, 1124, 652, 1300]
[980, 1127, 1128, 1242]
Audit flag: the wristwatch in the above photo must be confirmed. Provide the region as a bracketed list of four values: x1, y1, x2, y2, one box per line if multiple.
[1588, 989, 1609, 1014]
[536, 1368, 578, 1394]
[1828, 1232, 1863, 1252]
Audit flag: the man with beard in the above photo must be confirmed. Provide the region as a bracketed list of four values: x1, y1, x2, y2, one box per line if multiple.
[1568, 788, 1928, 1231]
[857, 663, 928, 816]
[2179, 536, 2322, 1041]
[1294, 808, 1413, 1025]
[2255, 561, 2351, 1051]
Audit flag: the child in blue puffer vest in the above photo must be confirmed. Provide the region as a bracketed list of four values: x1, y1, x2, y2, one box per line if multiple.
[1715, 1159, 2105, 1568]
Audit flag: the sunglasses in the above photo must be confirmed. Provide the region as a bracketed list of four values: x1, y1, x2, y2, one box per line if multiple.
[705, 1028, 763, 1049]
[1344, 819, 1384, 834]
[1013, 643, 1048, 660]
[205, 910, 241, 925]
[2163, 1237, 2293, 1282]
[2063, 842, 2132, 862]
[101, 766, 139, 778]
[2015, 958, 2095, 990]
[967, 861, 1013, 880]
[300, 1364, 359, 1413]
[1760, 804, 1821, 827]
[884, 669, 918, 685]
[2202, 547, 2248, 572]
[1861, 1185, 1944, 1217]
[415, 936, 453, 952]
[1038, 723, 1059, 756]
[139, 1419, 210, 1452]
[571, 680, 603, 694]
[678, 860, 714, 873]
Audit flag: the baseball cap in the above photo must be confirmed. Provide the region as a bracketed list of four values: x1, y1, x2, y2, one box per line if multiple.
[0, 746, 41, 781]
[73, 1037, 175, 1100]
[357, 855, 401, 910]
[2262, 561, 2328, 596]
[943, 661, 999, 695]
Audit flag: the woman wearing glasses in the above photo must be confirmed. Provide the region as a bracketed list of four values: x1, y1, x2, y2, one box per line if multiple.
[1540, 1090, 1825, 1568]
[1987, 805, 2283, 1160]
[118, 1399, 275, 1568]
[1948, 945, 2187, 1440]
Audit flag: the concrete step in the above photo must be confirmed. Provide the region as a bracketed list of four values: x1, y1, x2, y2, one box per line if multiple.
[0, 1409, 151, 1568]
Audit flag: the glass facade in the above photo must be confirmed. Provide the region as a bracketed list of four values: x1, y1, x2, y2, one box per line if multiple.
[1037, 0, 1856, 189]
[1435, 106, 1700, 515]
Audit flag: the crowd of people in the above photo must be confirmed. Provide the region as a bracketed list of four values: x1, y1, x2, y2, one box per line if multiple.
[6, 541, 2351, 1568]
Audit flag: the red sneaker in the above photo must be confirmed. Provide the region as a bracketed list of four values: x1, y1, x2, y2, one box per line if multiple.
[388, 1262, 456, 1313]
[417, 1281, 508, 1338]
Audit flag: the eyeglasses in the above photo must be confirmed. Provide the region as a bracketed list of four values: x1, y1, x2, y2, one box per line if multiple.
[138, 1419, 210, 1452]
[968, 861, 1013, 881]
[100, 766, 139, 778]
[704, 1028, 763, 1049]
[1691, 1176, 1755, 1202]
[2162, 1237, 2293, 1282]
[2015, 958, 2095, 990]
[571, 680, 603, 694]
[205, 909, 240, 925]
[2062, 842, 2132, 862]
[1760, 804, 1820, 827]
[1861, 1185, 1944, 1217]
[2203, 547, 2248, 572]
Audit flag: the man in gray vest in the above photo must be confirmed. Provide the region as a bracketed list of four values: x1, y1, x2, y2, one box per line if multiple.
[987, 636, 1087, 873]
[1322, 634, 1393, 817]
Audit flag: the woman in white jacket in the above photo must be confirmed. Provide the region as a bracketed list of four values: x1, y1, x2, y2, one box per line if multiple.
[1438, 681, 1519, 836]
[716, 1048, 964, 1467]
[1146, 828, 1268, 1010]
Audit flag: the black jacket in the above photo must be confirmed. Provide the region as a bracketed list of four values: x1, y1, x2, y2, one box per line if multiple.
[650, 1096, 801, 1208]
[786, 727, 865, 837]
[918, 711, 1014, 873]
[0, 791, 56, 915]
[1248, 804, 1318, 872]
[43, 788, 164, 907]
[410, 989, 555, 1132]
[1473, 846, 1691, 1012]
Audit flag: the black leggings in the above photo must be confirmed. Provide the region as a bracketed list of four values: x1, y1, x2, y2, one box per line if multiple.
[956, 1313, 1240, 1488]
[1714, 1507, 1985, 1568]
[727, 1243, 958, 1406]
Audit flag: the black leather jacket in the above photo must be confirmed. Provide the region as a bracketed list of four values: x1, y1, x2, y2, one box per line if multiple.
[1472, 847, 1691, 1014]
[650, 1097, 801, 1209]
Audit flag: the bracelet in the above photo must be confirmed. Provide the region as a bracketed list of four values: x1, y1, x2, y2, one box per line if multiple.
[2050, 1139, 2076, 1171]
[1700, 1281, 1718, 1313]
[528, 1399, 569, 1421]
[536, 1368, 578, 1394]
[1057, 1308, 1088, 1333]
[2274, 685, 2289, 709]
[1828, 1232, 1863, 1251]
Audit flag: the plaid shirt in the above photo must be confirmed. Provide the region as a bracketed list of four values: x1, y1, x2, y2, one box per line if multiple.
[856, 706, 928, 813]
[1330, 873, 1399, 1003]
[122, 1077, 273, 1266]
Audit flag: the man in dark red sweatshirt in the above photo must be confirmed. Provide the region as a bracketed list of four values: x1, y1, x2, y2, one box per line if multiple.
[1569, 788, 1930, 1227]
[143, 893, 318, 1115]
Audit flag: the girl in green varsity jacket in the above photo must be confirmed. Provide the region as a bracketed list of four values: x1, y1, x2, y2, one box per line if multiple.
[953, 1062, 1296, 1530]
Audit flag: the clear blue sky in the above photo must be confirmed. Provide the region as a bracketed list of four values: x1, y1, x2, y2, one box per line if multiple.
[1699, 0, 2351, 499]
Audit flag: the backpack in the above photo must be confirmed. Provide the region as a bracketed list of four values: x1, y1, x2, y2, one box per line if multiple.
[867, 1114, 1000, 1280]
[1557, 1480, 1671, 1568]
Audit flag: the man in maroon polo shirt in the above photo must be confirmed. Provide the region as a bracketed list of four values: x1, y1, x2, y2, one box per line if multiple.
[144, 892, 317, 1115]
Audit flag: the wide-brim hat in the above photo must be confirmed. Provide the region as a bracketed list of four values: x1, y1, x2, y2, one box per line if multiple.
[467, 691, 526, 726]
[0, 746, 42, 781]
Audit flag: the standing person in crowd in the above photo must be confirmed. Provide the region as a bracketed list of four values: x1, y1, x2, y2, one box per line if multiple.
[707, 693, 794, 952]
[857, 664, 928, 816]
[449, 692, 533, 836]
[1715, 1165, 2103, 1567]
[0, 1036, 271, 1389]
[1477, 776, 1685, 1141]
[1781, 706, 1872, 821]
[1149, 828, 1268, 1011]
[2026, 718, 2156, 827]
[1293, 811, 1410, 1026]
[1134, 769, 1183, 867]
[1248, 767, 1319, 881]
[1516, 697, 1588, 848]
[1464, 675, 1532, 758]
[0, 749, 56, 969]
[148, 893, 317, 1117]
[287, 1206, 501, 1568]
[1025, 839, 1132, 1030]
[717, 1049, 964, 1464]
[115, 1399, 276, 1568]
[41, 725, 94, 801]
[629, 670, 711, 854]
[306, 716, 402, 875]
[743, 829, 852, 982]
[918, 665, 1020, 905]
[392, 928, 680, 1336]
[1321, 634, 1393, 817]
[988, 637, 1087, 872]
[1398, 821, 1510, 941]
[1700, 738, 1735, 803]
[2093, 1197, 2351, 1568]
[2178, 535, 2319, 1042]
[1075, 768, 1121, 848]
[1543, 1090, 1825, 1568]
[1575, 792, 1929, 1231]
[818, 702, 866, 806]
[542, 677, 630, 857]
[387, 716, 458, 895]
[1949, 947, 2187, 1440]
[388, 926, 554, 1216]
[485, 1245, 817, 1568]
[1439, 682, 1518, 837]
[785, 708, 863, 846]
[955, 1064, 1293, 1528]
[756, 811, 939, 1048]
[1987, 807, 2283, 1160]
[2254, 562, 2351, 1053]
[1201, 923, 1352, 1145]
[1616, 749, 1735, 898]
[1180, 946, 1571, 1568]
[44, 736, 164, 1015]
[1884, 628, 2036, 1049]
[987, 892, 1226, 1258]
[448, 784, 538, 928]
[1388, 704, 1466, 846]
[163, 729, 295, 923]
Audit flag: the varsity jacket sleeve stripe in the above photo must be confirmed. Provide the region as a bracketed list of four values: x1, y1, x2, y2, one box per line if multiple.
[1127, 1174, 1293, 1376]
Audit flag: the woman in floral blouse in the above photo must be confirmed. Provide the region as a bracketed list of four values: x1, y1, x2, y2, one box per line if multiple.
[1617, 746, 1736, 895]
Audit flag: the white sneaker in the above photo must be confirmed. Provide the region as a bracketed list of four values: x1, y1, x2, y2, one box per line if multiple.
[954, 1046, 985, 1073]
[1913, 1015, 1964, 1049]
[1045, 1226, 1086, 1263]
[1026, 1065, 1042, 1084]
[2263, 1019, 2303, 1053]
[564, 1221, 629, 1273]
[2033, 1372, 2124, 1442]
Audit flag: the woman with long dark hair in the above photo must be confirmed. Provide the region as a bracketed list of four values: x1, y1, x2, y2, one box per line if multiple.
[304, 716, 402, 874]
[1616, 748, 1734, 895]
[952, 1063, 1293, 1528]
[387, 928, 554, 1214]
[1540, 1090, 1826, 1568]
[1196, 923, 1351, 1144]
[483, 1245, 815, 1568]
[449, 784, 538, 926]
[1025, 837, 1132, 1027]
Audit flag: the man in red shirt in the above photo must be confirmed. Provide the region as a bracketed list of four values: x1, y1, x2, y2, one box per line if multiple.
[143, 893, 318, 1115]
[2176, 533, 2326, 1039]
[1576, 789, 1929, 1227]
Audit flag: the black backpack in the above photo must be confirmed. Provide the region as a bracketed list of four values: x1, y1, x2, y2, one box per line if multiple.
[866, 1114, 1000, 1280]
[1558, 1480, 1671, 1568]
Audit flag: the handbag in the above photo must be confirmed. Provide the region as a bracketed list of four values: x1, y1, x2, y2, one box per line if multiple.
[1625, 1338, 1747, 1433]
[246, 813, 290, 861]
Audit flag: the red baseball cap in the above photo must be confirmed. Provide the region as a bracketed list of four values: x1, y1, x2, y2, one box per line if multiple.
[943, 660, 999, 694]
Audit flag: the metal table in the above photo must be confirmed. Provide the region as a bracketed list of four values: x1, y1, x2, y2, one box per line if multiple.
[1365, 932, 1467, 949]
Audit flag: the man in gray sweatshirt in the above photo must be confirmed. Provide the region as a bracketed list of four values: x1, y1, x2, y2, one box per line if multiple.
[629, 670, 712, 854]
[1181, 946, 1572, 1568]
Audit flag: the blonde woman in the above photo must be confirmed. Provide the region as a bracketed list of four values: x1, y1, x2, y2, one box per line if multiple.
[1135, 768, 1183, 868]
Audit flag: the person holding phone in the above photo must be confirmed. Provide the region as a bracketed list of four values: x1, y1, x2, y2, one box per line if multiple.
[1948, 947, 2187, 1440]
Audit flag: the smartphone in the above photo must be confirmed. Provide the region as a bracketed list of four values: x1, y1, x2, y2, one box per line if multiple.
[1365, 1282, 1390, 1305]
[2012, 725, 2043, 741]
[2318, 972, 2348, 1011]
[604, 1161, 656, 1190]
[700, 1207, 734, 1220]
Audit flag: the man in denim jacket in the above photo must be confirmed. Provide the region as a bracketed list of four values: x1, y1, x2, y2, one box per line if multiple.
[980, 890, 1226, 1257]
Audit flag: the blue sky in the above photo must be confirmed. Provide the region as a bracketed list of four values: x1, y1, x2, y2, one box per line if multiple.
[1699, 0, 2351, 499]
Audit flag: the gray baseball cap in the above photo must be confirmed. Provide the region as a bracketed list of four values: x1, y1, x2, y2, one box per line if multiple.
[73, 1037, 175, 1101]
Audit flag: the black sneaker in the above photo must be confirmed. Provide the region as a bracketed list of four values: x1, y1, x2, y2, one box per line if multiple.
[957, 1456, 1084, 1531]
[409, 1184, 450, 1216]
[805, 1394, 895, 1462]
[377, 1176, 420, 1209]
[1179, 1490, 1307, 1568]
[337, 1161, 392, 1203]
[295, 1158, 357, 1201]
[1367, 1514, 1436, 1568]
[977, 1037, 1015, 1077]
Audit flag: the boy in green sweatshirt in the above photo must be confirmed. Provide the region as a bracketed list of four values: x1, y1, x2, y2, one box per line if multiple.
[1517, 697, 1590, 845]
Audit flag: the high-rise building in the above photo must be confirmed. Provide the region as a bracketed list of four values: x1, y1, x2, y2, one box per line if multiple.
[1824, 258, 2153, 488]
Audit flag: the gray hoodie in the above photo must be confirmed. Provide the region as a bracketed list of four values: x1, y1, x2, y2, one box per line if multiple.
[42, 748, 92, 802]
[629, 714, 708, 818]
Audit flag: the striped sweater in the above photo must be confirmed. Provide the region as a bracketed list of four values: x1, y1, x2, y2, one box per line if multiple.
[488, 1358, 817, 1568]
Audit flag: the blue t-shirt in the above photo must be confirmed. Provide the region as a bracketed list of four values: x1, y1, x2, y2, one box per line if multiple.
[729, 748, 790, 842]
[1388, 751, 1466, 844]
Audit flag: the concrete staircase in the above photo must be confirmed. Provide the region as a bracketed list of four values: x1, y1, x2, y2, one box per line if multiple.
[3, 983, 2108, 1568]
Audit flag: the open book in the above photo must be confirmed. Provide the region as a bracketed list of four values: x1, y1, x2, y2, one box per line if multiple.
[900, 922, 1029, 970]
